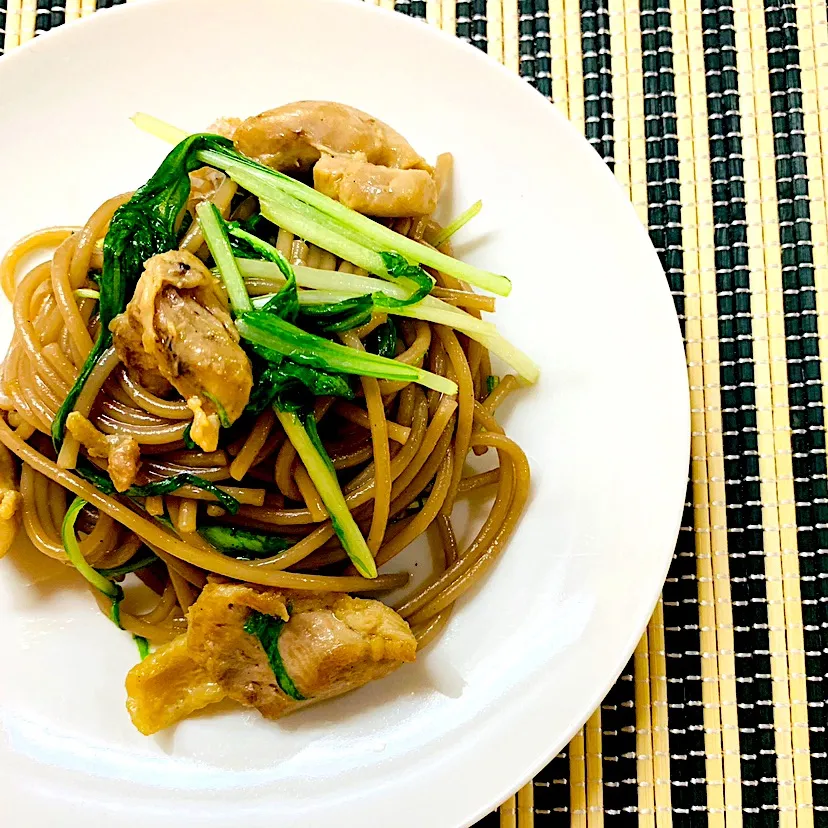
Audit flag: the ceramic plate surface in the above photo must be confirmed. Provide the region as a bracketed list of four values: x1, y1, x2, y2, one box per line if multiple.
[0, 1, 689, 825]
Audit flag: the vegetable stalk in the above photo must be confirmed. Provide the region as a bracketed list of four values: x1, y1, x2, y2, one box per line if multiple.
[130, 114, 512, 296]
[237, 311, 458, 395]
[196, 202, 252, 314]
[276, 410, 377, 579]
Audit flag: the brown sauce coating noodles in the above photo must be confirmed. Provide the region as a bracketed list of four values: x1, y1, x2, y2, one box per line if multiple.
[0, 194, 529, 650]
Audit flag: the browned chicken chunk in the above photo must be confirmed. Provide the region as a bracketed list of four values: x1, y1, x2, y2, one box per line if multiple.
[228, 101, 431, 173]
[314, 154, 438, 217]
[126, 635, 225, 736]
[109, 251, 253, 452]
[66, 412, 140, 492]
[219, 101, 440, 217]
[125, 582, 417, 734]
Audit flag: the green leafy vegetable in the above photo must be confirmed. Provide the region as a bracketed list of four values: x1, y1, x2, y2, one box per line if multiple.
[193, 145, 512, 296]
[246, 360, 354, 416]
[231, 223, 428, 329]
[431, 200, 483, 247]
[244, 610, 306, 701]
[62, 498, 122, 599]
[228, 225, 299, 323]
[75, 461, 240, 515]
[374, 252, 433, 308]
[276, 408, 377, 579]
[52, 133, 235, 449]
[182, 423, 197, 450]
[63, 497, 155, 660]
[294, 254, 430, 333]
[134, 636, 151, 660]
[237, 311, 457, 395]
[486, 375, 500, 395]
[96, 551, 158, 578]
[240, 257, 540, 384]
[196, 201, 253, 315]
[199, 525, 293, 559]
[364, 318, 398, 359]
[110, 598, 123, 628]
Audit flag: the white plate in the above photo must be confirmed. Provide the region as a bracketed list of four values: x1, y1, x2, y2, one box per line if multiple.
[0, 1, 689, 826]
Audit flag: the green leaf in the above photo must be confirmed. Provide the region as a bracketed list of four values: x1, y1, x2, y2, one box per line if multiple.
[364, 318, 398, 359]
[52, 133, 235, 449]
[228, 224, 299, 323]
[375, 252, 434, 308]
[237, 311, 457, 395]
[298, 295, 374, 333]
[182, 423, 197, 450]
[95, 551, 158, 578]
[246, 359, 354, 416]
[486, 375, 500, 395]
[199, 524, 293, 559]
[134, 636, 151, 660]
[74, 461, 240, 515]
[244, 610, 306, 701]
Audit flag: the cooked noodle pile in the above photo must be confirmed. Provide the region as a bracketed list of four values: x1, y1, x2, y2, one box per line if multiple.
[0, 205, 529, 644]
[0, 102, 533, 729]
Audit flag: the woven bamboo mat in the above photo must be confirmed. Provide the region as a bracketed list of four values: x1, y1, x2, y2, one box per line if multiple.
[2, 0, 827, 825]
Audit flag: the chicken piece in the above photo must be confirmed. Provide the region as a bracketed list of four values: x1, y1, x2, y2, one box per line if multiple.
[66, 412, 140, 492]
[231, 101, 431, 174]
[314, 154, 438, 217]
[108, 308, 172, 397]
[186, 582, 417, 719]
[125, 582, 416, 733]
[225, 101, 440, 218]
[209, 117, 243, 141]
[125, 635, 226, 736]
[109, 251, 254, 452]
[186, 166, 227, 217]
[0, 443, 21, 559]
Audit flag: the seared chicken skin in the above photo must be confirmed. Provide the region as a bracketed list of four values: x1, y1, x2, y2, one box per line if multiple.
[215, 101, 439, 217]
[126, 582, 417, 735]
[109, 251, 253, 452]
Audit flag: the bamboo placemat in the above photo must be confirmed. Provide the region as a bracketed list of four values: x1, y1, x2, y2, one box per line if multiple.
[1, 0, 826, 825]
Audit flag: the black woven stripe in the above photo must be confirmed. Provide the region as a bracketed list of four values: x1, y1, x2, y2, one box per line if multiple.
[580, 0, 613, 165]
[517, 1, 554, 100]
[663, 506, 708, 823]
[519, 0, 536, 83]
[533, 749, 571, 818]
[37, 0, 66, 35]
[394, 0, 427, 19]
[0, 1, 6, 55]
[639, 0, 707, 818]
[598, 661, 638, 819]
[455, 0, 487, 51]
[702, 0, 781, 815]
[574, 46, 637, 811]
[764, 0, 828, 812]
[533, 0, 552, 100]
